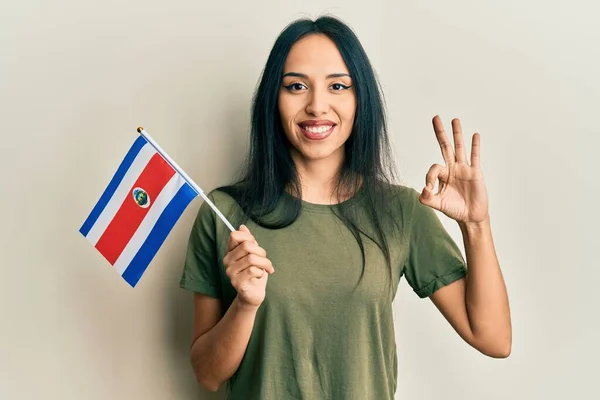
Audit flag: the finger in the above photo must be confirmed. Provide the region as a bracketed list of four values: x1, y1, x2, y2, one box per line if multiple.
[227, 253, 275, 277]
[424, 163, 446, 192]
[432, 115, 455, 165]
[451, 118, 467, 163]
[470, 133, 481, 167]
[223, 240, 266, 267]
[225, 228, 256, 253]
[242, 253, 275, 274]
[228, 260, 272, 282]
[231, 241, 267, 262]
[419, 184, 443, 210]
[239, 224, 258, 245]
[237, 267, 266, 293]
[243, 266, 266, 281]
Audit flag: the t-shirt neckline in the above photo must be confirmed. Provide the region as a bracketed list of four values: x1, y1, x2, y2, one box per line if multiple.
[282, 184, 367, 214]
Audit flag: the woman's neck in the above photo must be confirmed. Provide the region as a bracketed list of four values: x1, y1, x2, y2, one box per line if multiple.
[290, 150, 350, 205]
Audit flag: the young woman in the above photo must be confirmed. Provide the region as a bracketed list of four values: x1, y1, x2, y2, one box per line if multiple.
[179, 15, 511, 400]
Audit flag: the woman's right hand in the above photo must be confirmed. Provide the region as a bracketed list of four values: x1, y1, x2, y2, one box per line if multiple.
[223, 224, 274, 309]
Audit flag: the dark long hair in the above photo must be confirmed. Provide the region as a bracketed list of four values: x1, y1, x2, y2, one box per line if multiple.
[218, 15, 400, 288]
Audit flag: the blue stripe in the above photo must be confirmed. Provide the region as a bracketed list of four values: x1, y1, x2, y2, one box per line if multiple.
[122, 182, 198, 287]
[80, 135, 148, 237]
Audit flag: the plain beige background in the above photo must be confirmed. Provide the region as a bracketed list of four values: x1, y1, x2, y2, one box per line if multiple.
[1, 0, 598, 399]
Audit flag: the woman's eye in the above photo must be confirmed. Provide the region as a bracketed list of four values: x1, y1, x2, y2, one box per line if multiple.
[331, 83, 350, 91]
[283, 82, 351, 91]
[284, 83, 307, 91]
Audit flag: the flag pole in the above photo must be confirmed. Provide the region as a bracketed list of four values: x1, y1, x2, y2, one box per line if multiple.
[137, 127, 236, 232]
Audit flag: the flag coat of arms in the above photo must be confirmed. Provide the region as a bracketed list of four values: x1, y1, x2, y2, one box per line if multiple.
[79, 130, 199, 287]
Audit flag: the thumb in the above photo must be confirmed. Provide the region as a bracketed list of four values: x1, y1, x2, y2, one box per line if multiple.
[419, 187, 431, 204]
[419, 186, 440, 210]
[421, 185, 432, 198]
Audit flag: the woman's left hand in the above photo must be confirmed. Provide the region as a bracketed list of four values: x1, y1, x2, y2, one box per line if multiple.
[419, 115, 489, 224]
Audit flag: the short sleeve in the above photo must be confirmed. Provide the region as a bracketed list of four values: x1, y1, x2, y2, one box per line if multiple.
[402, 188, 467, 298]
[179, 192, 222, 298]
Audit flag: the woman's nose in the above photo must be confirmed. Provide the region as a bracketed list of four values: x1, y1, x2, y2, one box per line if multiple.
[305, 89, 330, 116]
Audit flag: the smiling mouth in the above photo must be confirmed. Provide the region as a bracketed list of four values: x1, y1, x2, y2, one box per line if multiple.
[297, 124, 335, 140]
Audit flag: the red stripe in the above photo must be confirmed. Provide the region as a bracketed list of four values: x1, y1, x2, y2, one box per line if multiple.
[95, 153, 175, 265]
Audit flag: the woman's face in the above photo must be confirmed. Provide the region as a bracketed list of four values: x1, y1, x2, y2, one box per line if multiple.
[278, 34, 357, 165]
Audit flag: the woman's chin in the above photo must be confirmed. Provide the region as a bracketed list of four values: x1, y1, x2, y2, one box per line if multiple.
[292, 146, 343, 164]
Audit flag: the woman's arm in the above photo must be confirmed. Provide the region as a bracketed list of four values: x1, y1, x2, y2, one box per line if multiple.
[189, 225, 273, 391]
[189, 294, 259, 392]
[418, 116, 511, 358]
[430, 216, 512, 358]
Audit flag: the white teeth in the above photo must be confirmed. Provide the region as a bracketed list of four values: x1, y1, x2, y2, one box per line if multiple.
[304, 125, 332, 134]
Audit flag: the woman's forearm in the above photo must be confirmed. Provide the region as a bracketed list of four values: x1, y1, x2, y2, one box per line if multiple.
[460, 216, 512, 357]
[190, 297, 259, 391]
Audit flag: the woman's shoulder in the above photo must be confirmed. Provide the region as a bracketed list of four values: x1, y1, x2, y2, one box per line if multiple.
[193, 187, 244, 226]
[205, 187, 238, 206]
[374, 181, 421, 203]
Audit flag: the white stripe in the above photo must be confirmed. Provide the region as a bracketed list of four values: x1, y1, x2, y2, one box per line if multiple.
[113, 173, 186, 275]
[85, 143, 156, 245]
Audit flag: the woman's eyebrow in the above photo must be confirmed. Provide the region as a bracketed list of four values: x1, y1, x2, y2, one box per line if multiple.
[282, 72, 351, 79]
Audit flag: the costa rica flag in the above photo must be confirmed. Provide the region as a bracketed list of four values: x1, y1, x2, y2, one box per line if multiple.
[79, 129, 198, 287]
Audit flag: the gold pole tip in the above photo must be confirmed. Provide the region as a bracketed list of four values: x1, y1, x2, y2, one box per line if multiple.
[137, 126, 144, 133]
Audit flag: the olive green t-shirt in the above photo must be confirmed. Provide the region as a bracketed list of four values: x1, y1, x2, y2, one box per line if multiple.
[179, 184, 467, 399]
